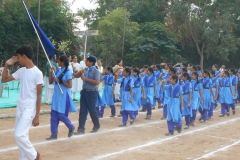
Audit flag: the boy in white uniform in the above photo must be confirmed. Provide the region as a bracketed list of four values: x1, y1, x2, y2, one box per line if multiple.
[1, 45, 43, 160]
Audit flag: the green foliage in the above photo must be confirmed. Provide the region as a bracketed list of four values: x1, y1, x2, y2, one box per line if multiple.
[91, 8, 139, 66]
[132, 21, 181, 65]
[0, 0, 79, 73]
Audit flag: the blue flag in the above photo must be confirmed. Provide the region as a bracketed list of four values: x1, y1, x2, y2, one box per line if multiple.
[26, 6, 55, 59]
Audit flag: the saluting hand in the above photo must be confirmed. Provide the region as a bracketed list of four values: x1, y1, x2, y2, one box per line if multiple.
[5, 56, 18, 66]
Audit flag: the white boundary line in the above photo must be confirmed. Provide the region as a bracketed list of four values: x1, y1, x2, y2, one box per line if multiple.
[0, 109, 162, 134]
[193, 140, 240, 160]
[0, 120, 161, 153]
[193, 133, 237, 142]
[91, 118, 240, 160]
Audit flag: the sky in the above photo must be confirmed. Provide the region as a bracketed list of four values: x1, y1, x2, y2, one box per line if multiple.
[66, 0, 98, 30]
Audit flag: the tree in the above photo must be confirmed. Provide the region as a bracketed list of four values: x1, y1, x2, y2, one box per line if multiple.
[167, 0, 239, 69]
[132, 21, 181, 65]
[0, 0, 78, 72]
[92, 8, 139, 66]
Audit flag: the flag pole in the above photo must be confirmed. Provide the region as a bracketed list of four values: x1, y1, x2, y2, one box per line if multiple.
[22, 0, 63, 94]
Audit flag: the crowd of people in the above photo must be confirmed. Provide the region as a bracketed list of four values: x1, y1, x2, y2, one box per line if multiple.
[1, 44, 240, 159]
[45, 55, 240, 136]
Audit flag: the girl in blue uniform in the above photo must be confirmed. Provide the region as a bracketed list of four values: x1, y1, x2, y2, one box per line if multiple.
[154, 64, 162, 109]
[208, 70, 219, 119]
[161, 75, 183, 136]
[46, 55, 76, 140]
[142, 67, 157, 119]
[219, 71, 233, 117]
[181, 73, 192, 129]
[229, 68, 238, 115]
[159, 68, 176, 120]
[139, 65, 149, 112]
[190, 72, 202, 126]
[199, 70, 213, 122]
[98, 67, 116, 118]
[114, 67, 138, 126]
[132, 68, 146, 116]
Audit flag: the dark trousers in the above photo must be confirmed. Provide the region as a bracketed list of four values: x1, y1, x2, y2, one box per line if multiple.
[51, 110, 74, 135]
[78, 90, 100, 131]
[122, 110, 135, 124]
[167, 121, 182, 132]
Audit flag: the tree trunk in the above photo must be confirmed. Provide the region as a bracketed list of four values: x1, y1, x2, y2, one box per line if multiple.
[200, 54, 204, 70]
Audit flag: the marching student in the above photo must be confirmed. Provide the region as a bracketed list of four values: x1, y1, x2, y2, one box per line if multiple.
[160, 67, 176, 120]
[161, 75, 183, 136]
[212, 64, 221, 77]
[219, 71, 234, 117]
[154, 64, 163, 109]
[199, 70, 213, 122]
[139, 65, 149, 112]
[98, 67, 116, 118]
[46, 55, 76, 140]
[181, 73, 192, 129]
[132, 68, 146, 116]
[190, 72, 203, 126]
[142, 67, 157, 120]
[208, 70, 219, 119]
[1, 45, 43, 159]
[229, 68, 238, 115]
[114, 67, 138, 126]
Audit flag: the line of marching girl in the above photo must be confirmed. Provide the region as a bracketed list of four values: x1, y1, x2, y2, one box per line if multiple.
[92, 63, 237, 136]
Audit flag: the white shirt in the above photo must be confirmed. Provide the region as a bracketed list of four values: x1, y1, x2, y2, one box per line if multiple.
[12, 66, 43, 108]
[98, 66, 103, 73]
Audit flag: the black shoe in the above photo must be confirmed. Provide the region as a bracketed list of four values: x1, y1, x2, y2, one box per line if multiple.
[46, 134, 57, 140]
[110, 114, 115, 117]
[165, 132, 174, 136]
[68, 127, 75, 137]
[145, 115, 151, 120]
[177, 127, 182, 133]
[184, 126, 189, 129]
[160, 116, 167, 120]
[152, 107, 155, 110]
[74, 129, 85, 135]
[118, 123, 126, 127]
[130, 119, 135, 125]
[227, 112, 230, 116]
[233, 110, 236, 115]
[219, 114, 224, 117]
[98, 115, 103, 118]
[174, 126, 178, 131]
[117, 114, 122, 117]
[90, 127, 100, 133]
[200, 120, 205, 123]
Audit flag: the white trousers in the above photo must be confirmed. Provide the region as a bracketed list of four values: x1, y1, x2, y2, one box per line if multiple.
[44, 77, 54, 104]
[14, 107, 37, 160]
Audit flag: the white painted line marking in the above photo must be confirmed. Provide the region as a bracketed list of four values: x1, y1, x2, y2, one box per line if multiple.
[90, 118, 240, 160]
[0, 120, 162, 153]
[0, 109, 162, 134]
[193, 139, 240, 160]
[194, 133, 237, 142]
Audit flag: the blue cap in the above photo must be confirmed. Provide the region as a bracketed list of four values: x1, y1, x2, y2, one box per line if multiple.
[87, 56, 96, 63]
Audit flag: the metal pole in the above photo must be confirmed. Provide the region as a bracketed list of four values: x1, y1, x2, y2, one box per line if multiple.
[121, 2, 127, 59]
[36, 0, 40, 67]
[84, 35, 88, 60]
